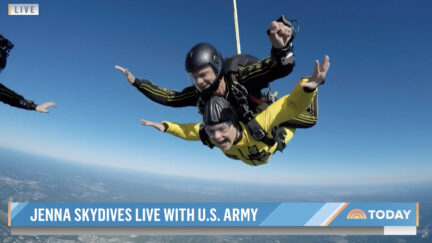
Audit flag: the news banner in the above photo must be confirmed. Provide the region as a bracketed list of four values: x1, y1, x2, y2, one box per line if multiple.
[9, 202, 419, 235]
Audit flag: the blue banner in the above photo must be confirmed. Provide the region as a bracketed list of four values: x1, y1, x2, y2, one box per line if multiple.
[8, 202, 418, 227]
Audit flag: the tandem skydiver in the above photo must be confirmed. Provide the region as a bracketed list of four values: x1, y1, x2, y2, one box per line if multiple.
[0, 34, 56, 113]
[140, 56, 330, 166]
[115, 15, 318, 130]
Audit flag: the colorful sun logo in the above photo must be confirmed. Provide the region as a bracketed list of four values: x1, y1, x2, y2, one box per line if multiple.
[347, 209, 367, 219]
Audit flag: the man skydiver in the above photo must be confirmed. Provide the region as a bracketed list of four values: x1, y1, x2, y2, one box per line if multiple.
[0, 34, 56, 113]
[115, 15, 318, 129]
[140, 56, 330, 166]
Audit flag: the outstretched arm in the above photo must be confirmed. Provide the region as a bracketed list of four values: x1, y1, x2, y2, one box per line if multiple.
[140, 119, 166, 132]
[0, 83, 35, 109]
[236, 16, 296, 93]
[115, 65, 198, 107]
[258, 56, 330, 131]
[1, 83, 56, 112]
[140, 119, 201, 141]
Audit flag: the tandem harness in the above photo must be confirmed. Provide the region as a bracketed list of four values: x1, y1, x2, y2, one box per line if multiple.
[197, 50, 294, 151]
[199, 80, 287, 152]
[197, 15, 299, 151]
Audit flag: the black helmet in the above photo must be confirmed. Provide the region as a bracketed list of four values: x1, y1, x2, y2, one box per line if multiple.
[185, 42, 223, 75]
[185, 43, 223, 93]
[203, 96, 238, 126]
[0, 34, 14, 72]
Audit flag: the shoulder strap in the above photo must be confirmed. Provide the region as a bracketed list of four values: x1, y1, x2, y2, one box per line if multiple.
[230, 82, 275, 147]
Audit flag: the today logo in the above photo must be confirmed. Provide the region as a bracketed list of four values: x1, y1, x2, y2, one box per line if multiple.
[347, 209, 411, 220]
[367, 209, 411, 220]
[346, 209, 367, 219]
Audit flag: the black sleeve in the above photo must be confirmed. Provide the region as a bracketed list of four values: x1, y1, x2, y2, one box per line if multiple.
[133, 78, 198, 108]
[236, 46, 295, 97]
[0, 83, 37, 110]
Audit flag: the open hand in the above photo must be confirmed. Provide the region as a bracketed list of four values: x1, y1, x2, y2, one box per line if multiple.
[36, 102, 56, 113]
[301, 55, 330, 90]
[140, 119, 166, 132]
[115, 65, 135, 85]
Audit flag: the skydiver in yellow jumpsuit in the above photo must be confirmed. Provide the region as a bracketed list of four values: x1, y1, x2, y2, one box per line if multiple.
[140, 56, 330, 166]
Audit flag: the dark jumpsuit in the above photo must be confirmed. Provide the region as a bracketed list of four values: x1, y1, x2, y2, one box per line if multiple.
[0, 83, 37, 110]
[1, 34, 37, 111]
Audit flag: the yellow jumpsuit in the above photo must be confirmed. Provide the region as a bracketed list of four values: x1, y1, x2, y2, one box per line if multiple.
[163, 78, 316, 166]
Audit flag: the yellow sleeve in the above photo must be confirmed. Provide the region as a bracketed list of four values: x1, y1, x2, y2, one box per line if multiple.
[256, 77, 317, 132]
[163, 121, 201, 141]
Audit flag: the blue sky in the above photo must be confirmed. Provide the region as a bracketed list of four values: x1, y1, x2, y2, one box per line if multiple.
[1, 0, 431, 185]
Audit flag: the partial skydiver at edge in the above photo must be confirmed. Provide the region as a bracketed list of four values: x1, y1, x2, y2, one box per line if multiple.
[0, 34, 56, 113]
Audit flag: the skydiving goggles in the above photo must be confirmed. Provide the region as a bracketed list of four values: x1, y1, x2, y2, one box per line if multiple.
[204, 121, 233, 137]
